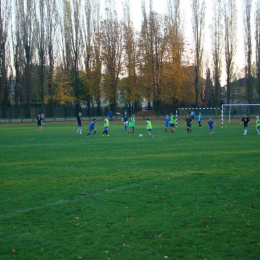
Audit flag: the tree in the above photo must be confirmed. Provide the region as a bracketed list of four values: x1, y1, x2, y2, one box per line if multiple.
[224, 0, 237, 104]
[63, 0, 83, 115]
[211, 0, 223, 106]
[191, 0, 205, 106]
[255, 0, 260, 102]
[244, 0, 254, 104]
[100, 0, 124, 113]
[45, 0, 58, 117]
[11, 0, 23, 117]
[0, 0, 11, 118]
[138, 0, 168, 113]
[204, 67, 214, 105]
[20, 0, 37, 118]
[120, 0, 139, 113]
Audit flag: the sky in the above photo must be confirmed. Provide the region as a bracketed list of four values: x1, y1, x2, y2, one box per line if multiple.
[101, 0, 249, 85]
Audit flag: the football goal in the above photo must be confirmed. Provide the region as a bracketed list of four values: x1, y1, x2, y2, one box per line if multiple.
[221, 104, 260, 127]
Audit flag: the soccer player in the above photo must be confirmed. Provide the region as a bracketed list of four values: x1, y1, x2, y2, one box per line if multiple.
[208, 117, 216, 134]
[185, 114, 192, 133]
[76, 112, 82, 134]
[255, 116, 260, 135]
[165, 115, 170, 132]
[40, 112, 45, 124]
[197, 112, 202, 128]
[169, 113, 175, 132]
[191, 110, 195, 120]
[146, 118, 153, 138]
[37, 114, 42, 131]
[102, 115, 109, 136]
[129, 114, 135, 134]
[86, 118, 97, 137]
[122, 111, 129, 130]
[240, 113, 250, 135]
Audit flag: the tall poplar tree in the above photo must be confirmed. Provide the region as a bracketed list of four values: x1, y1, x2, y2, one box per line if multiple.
[211, 0, 223, 106]
[191, 0, 205, 106]
[244, 0, 253, 105]
[0, 0, 10, 118]
[100, 0, 124, 112]
[224, 0, 237, 104]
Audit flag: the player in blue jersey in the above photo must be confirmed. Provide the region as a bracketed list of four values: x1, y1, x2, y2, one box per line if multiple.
[86, 118, 97, 137]
[208, 117, 216, 134]
[164, 115, 170, 132]
[197, 112, 202, 128]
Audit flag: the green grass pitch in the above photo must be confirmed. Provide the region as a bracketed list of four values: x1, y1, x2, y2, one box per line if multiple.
[0, 120, 260, 259]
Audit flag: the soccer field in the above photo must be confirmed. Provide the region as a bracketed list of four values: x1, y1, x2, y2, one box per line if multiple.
[0, 121, 259, 259]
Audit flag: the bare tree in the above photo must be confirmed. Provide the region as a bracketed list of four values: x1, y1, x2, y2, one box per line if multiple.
[138, 0, 168, 113]
[243, 0, 253, 104]
[45, 0, 59, 116]
[0, 0, 11, 117]
[255, 0, 260, 102]
[191, 0, 205, 106]
[20, 0, 37, 118]
[63, 0, 83, 114]
[120, 0, 139, 113]
[211, 0, 223, 106]
[100, 0, 124, 112]
[224, 0, 237, 104]
[36, 0, 46, 112]
[12, 0, 23, 117]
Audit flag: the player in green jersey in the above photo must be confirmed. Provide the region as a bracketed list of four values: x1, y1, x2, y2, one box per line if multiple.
[170, 113, 175, 133]
[256, 116, 260, 135]
[146, 118, 153, 138]
[129, 114, 135, 134]
[102, 115, 109, 136]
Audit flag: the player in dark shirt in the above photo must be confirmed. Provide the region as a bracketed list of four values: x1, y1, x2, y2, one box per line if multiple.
[185, 115, 192, 133]
[76, 112, 82, 134]
[37, 114, 42, 131]
[240, 113, 250, 135]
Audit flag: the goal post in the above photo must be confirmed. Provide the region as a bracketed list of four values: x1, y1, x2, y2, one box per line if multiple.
[221, 104, 260, 127]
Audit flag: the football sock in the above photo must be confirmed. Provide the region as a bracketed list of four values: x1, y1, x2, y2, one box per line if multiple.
[94, 131, 96, 136]
[124, 125, 127, 130]
[87, 133, 90, 136]
[80, 129, 82, 134]
[244, 130, 247, 135]
[257, 129, 260, 134]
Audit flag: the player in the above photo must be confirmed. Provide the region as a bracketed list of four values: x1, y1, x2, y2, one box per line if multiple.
[169, 113, 175, 132]
[185, 114, 192, 133]
[122, 111, 129, 130]
[129, 114, 135, 134]
[240, 113, 250, 135]
[40, 112, 45, 124]
[208, 117, 216, 134]
[86, 118, 97, 137]
[76, 112, 82, 134]
[255, 116, 260, 135]
[197, 112, 202, 128]
[164, 115, 170, 132]
[102, 115, 109, 136]
[146, 118, 153, 138]
[191, 110, 195, 120]
[37, 114, 42, 131]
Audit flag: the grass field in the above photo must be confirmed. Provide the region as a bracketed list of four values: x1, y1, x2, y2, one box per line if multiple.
[0, 119, 260, 260]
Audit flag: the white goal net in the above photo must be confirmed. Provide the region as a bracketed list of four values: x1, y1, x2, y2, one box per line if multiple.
[221, 104, 260, 127]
